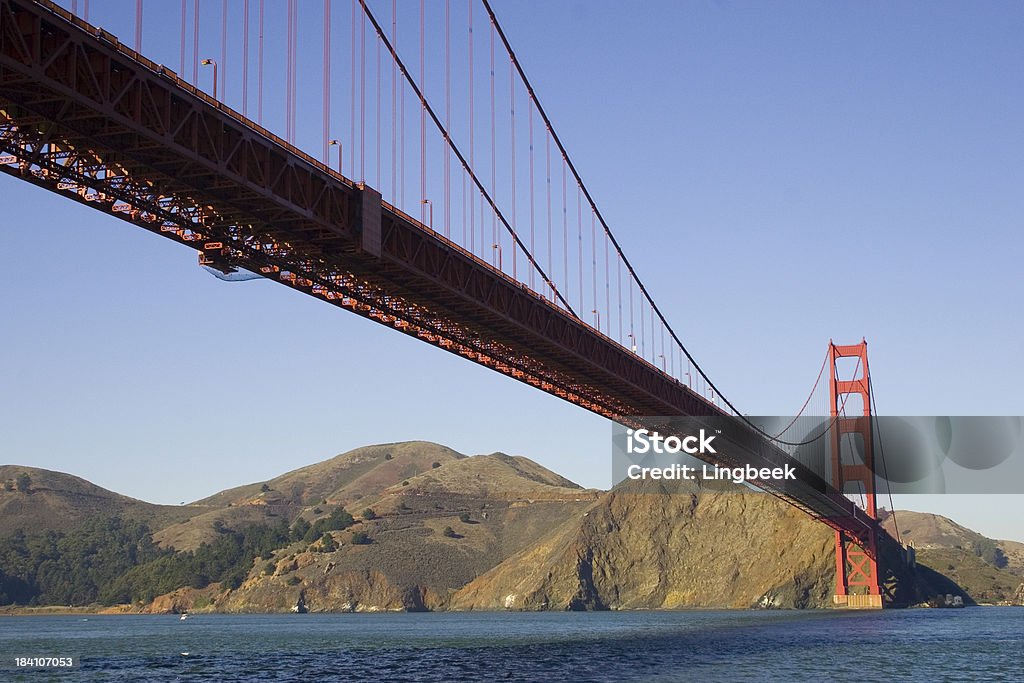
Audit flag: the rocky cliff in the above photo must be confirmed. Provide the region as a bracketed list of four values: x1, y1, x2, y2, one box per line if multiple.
[450, 483, 839, 610]
[216, 478, 921, 613]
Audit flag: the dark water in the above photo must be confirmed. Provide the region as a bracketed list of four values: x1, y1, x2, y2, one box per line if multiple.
[1, 609, 1021, 682]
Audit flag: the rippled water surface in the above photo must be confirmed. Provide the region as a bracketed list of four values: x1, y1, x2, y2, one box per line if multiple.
[1, 608, 1021, 681]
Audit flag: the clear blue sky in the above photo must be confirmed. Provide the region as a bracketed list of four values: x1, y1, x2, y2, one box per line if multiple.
[1, 1, 1022, 540]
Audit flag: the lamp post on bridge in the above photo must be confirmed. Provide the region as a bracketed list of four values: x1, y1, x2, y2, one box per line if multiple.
[422, 199, 433, 230]
[200, 59, 218, 100]
[328, 139, 342, 174]
[592, 309, 600, 332]
[492, 243, 502, 271]
[627, 333, 636, 353]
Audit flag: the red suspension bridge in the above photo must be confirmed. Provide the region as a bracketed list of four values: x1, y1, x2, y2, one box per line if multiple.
[0, 0, 905, 607]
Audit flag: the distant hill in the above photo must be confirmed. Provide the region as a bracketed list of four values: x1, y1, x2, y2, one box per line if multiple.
[882, 510, 1024, 574]
[881, 510, 1024, 603]
[154, 441, 467, 550]
[0, 465, 193, 536]
[215, 448, 600, 613]
[3, 445, 1022, 611]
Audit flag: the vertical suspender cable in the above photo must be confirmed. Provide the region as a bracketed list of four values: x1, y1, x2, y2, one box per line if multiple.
[651, 300, 656, 364]
[591, 209, 597, 327]
[489, 16, 496, 264]
[510, 58, 516, 279]
[360, 1, 366, 181]
[351, 0, 356, 177]
[622, 280, 630, 350]
[529, 101, 535, 290]
[179, 0, 186, 75]
[617, 255, 622, 343]
[377, 34, 381, 188]
[577, 186, 582, 313]
[192, 0, 199, 84]
[293, 0, 299, 140]
[285, 0, 292, 139]
[392, 0, 397, 199]
[221, 0, 227, 100]
[562, 161, 567, 305]
[445, 0, 451, 238]
[468, 0, 474, 252]
[135, 0, 142, 53]
[545, 133, 551, 298]
[243, 0, 250, 116]
[640, 298, 645, 359]
[286, 0, 292, 135]
[605, 230, 610, 336]
[258, 0, 265, 124]
[420, 0, 426, 222]
[399, 3, 405, 207]
[323, 0, 331, 163]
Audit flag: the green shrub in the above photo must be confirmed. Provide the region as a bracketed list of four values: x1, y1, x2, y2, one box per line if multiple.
[319, 533, 338, 553]
[223, 570, 246, 590]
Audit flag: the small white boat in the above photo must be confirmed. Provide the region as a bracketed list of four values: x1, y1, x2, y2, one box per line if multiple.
[179, 613, 190, 621]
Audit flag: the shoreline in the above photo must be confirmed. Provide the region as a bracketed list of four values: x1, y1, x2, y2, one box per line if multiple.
[2, 604, 1014, 616]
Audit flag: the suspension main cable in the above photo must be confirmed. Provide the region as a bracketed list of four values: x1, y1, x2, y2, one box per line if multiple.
[869, 375, 902, 544]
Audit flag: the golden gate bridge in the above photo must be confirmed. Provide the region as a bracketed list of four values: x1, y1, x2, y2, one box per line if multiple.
[0, 0, 908, 607]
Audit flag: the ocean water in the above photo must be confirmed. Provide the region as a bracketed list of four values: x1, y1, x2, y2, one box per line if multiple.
[1, 609, 1021, 682]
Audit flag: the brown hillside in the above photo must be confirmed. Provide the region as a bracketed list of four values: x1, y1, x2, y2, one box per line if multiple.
[154, 442, 464, 550]
[883, 510, 1024, 576]
[213, 453, 599, 613]
[0, 465, 192, 535]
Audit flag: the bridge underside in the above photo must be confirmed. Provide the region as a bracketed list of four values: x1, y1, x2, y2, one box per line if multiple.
[0, 0, 882, 551]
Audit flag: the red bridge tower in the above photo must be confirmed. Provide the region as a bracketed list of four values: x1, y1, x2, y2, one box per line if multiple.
[829, 340, 883, 609]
